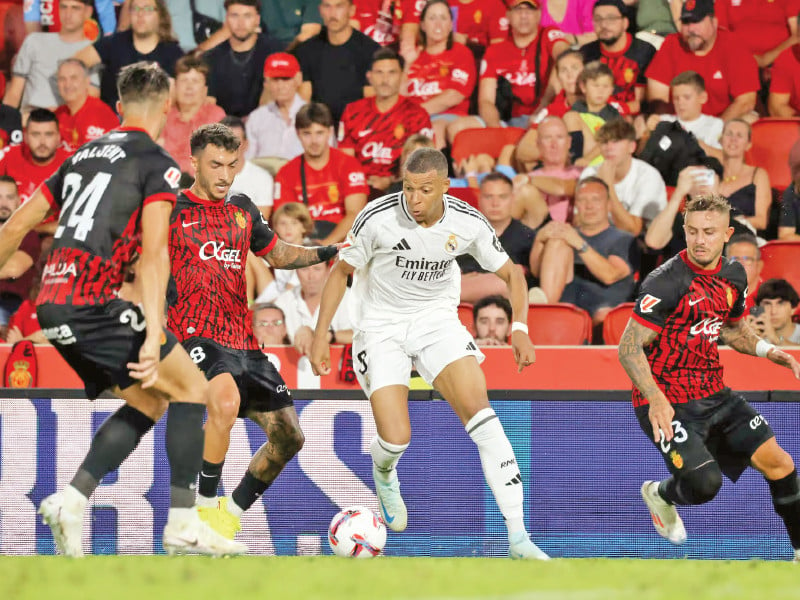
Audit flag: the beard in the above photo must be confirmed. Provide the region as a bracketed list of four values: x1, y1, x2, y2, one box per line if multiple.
[599, 33, 622, 46]
[684, 34, 707, 52]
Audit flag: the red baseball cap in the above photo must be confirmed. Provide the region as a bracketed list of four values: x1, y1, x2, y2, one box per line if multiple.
[264, 53, 300, 78]
[507, 0, 541, 8]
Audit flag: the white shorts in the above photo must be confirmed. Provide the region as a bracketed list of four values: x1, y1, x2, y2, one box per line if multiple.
[352, 312, 484, 397]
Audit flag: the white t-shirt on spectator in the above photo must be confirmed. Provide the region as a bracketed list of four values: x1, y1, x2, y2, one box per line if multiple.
[230, 160, 274, 208]
[245, 94, 306, 161]
[659, 114, 723, 149]
[581, 158, 668, 224]
[274, 286, 354, 343]
[254, 267, 300, 304]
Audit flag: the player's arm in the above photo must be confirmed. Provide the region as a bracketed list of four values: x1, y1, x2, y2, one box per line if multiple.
[0, 188, 52, 269]
[128, 200, 172, 388]
[320, 193, 367, 245]
[310, 258, 355, 376]
[494, 258, 536, 372]
[720, 318, 800, 377]
[265, 238, 339, 269]
[618, 318, 675, 442]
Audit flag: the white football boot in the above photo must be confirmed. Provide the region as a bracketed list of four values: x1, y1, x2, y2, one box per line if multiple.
[508, 532, 550, 560]
[39, 491, 85, 558]
[640, 481, 687, 545]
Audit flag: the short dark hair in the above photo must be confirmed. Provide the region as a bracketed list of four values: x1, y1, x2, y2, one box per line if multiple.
[224, 0, 261, 10]
[683, 194, 731, 220]
[578, 60, 614, 87]
[576, 175, 610, 197]
[596, 119, 636, 143]
[220, 115, 246, 138]
[175, 54, 210, 81]
[0, 174, 18, 191]
[117, 61, 171, 106]
[190, 123, 240, 156]
[371, 47, 405, 70]
[555, 47, 584, 70]
[27, 108, 58, 127]
[756, 278, 800, 308]
[671, 70, 705, 92]
[252, 302, 285, 317]
[295, 102, 333, 131]
[726, 232, 760, 258]
[480, 171, 513, 189]
[404, 147, 448, 177]
[473, 295, 512, 323]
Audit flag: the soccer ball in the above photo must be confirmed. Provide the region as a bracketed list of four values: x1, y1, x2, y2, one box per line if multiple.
[328, 506, 387, 558]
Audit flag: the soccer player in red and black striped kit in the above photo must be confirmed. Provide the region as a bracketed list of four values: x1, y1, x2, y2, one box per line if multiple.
[0, 62, 245, 557]
[619, 194, 800, 562]
[168, 123, 339, 539]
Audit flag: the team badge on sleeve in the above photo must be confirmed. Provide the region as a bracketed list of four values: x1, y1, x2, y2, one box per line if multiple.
[639, 294, 661, 313]
[164, 167, 181, 189]
[235, 211, 247, 229]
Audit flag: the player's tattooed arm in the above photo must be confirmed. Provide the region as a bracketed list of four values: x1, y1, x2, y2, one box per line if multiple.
[720, 318, 760, 356]
[264, 238, 339, 270]
[619, 318, 676, 442]
[618, 319, 662, 402]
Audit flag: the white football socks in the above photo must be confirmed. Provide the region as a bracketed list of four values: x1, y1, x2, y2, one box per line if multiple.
[466, 407, 527, 538]
[370, 435, 409, 483]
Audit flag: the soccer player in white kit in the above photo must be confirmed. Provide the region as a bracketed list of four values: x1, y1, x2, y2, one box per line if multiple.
[310, 148, 549, 560]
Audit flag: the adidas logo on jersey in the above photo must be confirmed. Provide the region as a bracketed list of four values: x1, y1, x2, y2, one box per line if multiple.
[392, 238, 411, 251]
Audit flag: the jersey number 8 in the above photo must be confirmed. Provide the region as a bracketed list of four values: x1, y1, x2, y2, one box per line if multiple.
[54, 172, 112, 242]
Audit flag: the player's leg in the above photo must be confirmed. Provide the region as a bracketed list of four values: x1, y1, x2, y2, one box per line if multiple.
[354, 330, 414, 532]
[635, 402, 726, 545]
[751, 438, 800, 561]
[431, 356, 547, 560]
[723, 393, 800, 562]
[38, 385, 168, 557]
[196, 373, 242, 506]
[147, 345, 248, 556]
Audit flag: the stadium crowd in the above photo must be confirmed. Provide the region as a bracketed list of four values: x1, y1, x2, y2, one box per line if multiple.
[0, 0, 798, 354]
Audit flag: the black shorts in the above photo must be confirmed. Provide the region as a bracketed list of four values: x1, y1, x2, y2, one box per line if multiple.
[37, 299, 178, 399]
[635, 388, 775, 483]
[182, 337, 293, 417]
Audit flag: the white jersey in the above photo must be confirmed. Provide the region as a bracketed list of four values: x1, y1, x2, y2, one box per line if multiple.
[341, 192, 509, 330]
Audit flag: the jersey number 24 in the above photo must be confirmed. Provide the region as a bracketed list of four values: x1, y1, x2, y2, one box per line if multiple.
[54, 172, 112, 242]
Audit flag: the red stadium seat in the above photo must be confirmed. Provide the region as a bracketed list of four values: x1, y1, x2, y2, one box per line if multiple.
[602, 302, 636, 345]
[745, 118, 800, 191]
[760, 240, 800, 293]
[528, 303, 592, 345]
[448, 187, 479, 209]
[457, 303, 474, 336]
[451, 127, 526, 164]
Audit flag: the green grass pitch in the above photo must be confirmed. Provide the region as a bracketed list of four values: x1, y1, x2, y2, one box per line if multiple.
[1, 557, 797, 600]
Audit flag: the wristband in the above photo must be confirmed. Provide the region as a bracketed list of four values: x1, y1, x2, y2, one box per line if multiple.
[756, 339, 776, 358]
[511, 322, 529, 335]
[317, 245, 339, 262]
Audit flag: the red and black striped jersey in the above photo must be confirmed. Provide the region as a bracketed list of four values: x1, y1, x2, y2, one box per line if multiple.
[631, 250, 748, 406]
[167, 190, 277, 350]
[581, 34, 656, 109]
[37, 127, 180, 306]
[338, 96, 432, 178]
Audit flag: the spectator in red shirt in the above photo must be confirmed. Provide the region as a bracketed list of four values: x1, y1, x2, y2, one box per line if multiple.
[399, 0, 507, 50]
[402, 0, 476, 148]
[715, 0, 800, 69]
[339, 48, 433, 196]
[352, 0, 404, 46]
[580, 0, 656, 116]
[160, 54, 225, 174]
[455, 0, 569, 138]
[273, 102, 368, 244]
[0, 176, 41, 330]
[645, 0, 760, 120]
[6, 277, 47, 345]
[54, 58, 119, 154]
[769, 38, 800, 117]
[0, 108, 69, 206]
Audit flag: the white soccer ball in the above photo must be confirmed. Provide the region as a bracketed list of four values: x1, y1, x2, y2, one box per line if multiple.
[328, 506, 387, 558]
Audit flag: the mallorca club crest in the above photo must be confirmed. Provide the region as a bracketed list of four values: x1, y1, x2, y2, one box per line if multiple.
[235, 210, 247, 229]
[445, 234, 458, 253]
[726, 286, 734, 308]
[328, 185, 340, 204]
[670, 450, 684, 469]
[8, 360, 33, 388]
